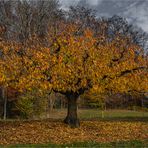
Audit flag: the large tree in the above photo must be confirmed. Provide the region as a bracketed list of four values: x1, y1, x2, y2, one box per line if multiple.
[44, 23, 147, 127]
[0, 22, 147, 127]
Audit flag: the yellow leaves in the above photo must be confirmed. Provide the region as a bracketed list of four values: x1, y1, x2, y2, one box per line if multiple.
[0, 23, 147, 95]
[90, 85, 104, 94]
[52, 56, 57, 63]
[84, 29, 94, 39]
[40, 82, 52, 91]
[51, 25, 147, 93]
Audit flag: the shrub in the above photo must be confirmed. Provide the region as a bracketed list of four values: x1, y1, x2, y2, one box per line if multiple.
[16, 89, 49, 119]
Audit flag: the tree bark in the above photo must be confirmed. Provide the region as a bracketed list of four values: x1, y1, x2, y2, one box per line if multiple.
[49, 91, 56, 112]
[64, 93, 80, 128]
[2, 87, 7, 120]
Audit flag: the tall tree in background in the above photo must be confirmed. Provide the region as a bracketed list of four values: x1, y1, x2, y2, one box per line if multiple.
[0, 0, 62, 41]
[67, 6, 148, 50]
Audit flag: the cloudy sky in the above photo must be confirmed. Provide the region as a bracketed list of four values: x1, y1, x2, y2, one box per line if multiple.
[59, 0, 148, 33]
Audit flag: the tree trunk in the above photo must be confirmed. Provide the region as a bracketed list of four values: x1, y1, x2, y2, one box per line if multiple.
[64, 93, 80, 128]
[2, 87, 7, 120]
[49, 91, 56, 112]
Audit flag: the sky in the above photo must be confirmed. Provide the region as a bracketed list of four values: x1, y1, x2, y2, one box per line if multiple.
[59, 0, 148, 33]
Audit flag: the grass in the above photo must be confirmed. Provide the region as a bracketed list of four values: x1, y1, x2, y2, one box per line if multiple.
[46, 109, 148, 121]
[79, 109, 148, 122]
[1, 109, 147, 121]
[3, 109, 145, 122]
[80, 109, 148, 118]
[2, 140, 148, 148]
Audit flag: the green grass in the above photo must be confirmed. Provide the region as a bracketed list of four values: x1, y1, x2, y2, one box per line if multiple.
[1, 109, 147, 121]
[79, 109, 148, 120]
[2, 140, 148, 148]
[1, 109, 147, 122]
[45, 109, 148, 121]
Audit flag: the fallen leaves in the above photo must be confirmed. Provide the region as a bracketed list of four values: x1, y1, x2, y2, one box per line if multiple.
[0, 120, 147, 145]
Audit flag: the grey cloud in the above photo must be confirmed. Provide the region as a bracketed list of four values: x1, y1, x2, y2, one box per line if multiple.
[122, 1, 148, 32]
[59, 0, 80, 9]
[60, 0, 148, 32]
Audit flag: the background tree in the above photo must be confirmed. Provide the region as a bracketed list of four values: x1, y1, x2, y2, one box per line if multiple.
[107, 15, 148, 50]
[0, 0, 62, 41]
[67, 6, 148, 50]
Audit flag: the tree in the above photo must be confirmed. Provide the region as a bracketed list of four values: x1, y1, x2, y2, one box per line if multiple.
[48, 90, 56, 112]
[0, 38, 51, 119]
[107, 15, 148, 49]
[67, 6, 148, 53]
[0, 0, 62, 41]
[0, 17, 147, 127]
[0, 40, 22, 119]
[44, 24, 147, 127]
[67, 6, 96, 29]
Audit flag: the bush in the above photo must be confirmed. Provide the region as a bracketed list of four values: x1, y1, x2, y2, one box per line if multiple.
[16, 95, 34, 118]
[16, 89, 49, 119]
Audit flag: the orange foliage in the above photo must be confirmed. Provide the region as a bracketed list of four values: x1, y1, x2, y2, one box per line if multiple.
[0, 23, 147, 95]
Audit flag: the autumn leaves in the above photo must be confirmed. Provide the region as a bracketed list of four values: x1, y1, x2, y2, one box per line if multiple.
[0, 24, 147, 95]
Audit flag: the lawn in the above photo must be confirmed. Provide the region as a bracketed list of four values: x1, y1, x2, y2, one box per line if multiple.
[0, 109, 148, 147]
[47, 109, 148, 120]
[79, 109, 148, 120]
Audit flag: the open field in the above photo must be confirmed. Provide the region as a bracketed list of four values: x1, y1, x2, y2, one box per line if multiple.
[0, 109, 148, 147]
[47, 109, 148, 120]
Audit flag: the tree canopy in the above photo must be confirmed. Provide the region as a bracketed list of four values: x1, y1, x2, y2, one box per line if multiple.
[0, 1, 147, 127]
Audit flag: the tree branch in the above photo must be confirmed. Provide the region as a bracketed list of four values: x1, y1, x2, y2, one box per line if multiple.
[118, 66, 147, 77]
[101, 66, 147, 81]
